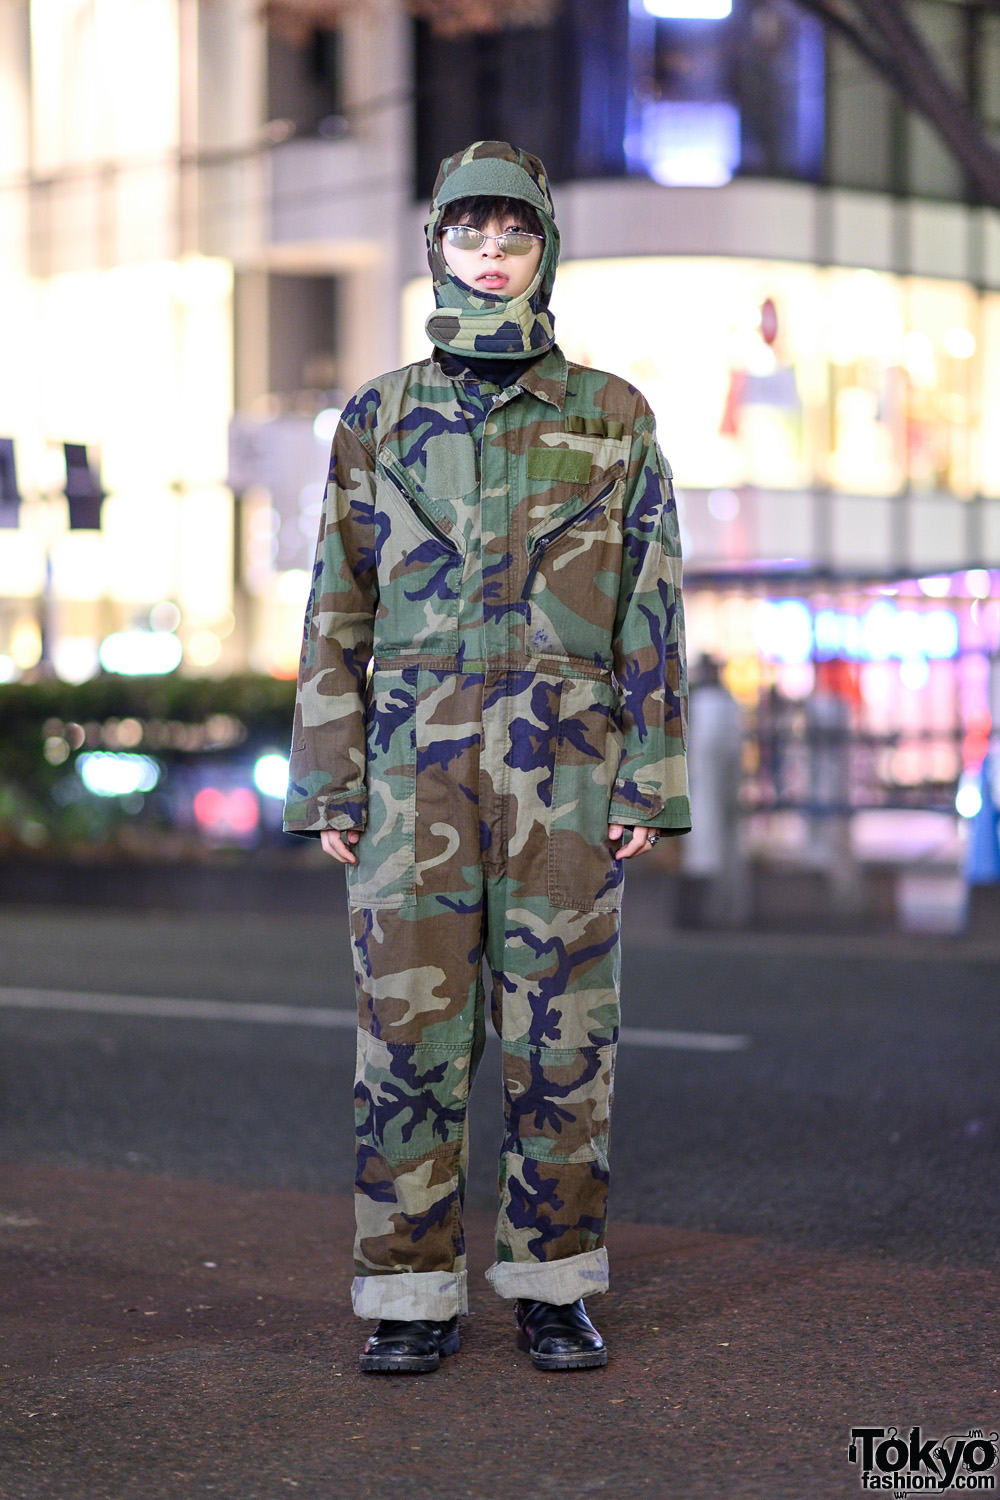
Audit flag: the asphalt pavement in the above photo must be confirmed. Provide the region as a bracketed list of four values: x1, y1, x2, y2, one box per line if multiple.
[1, 880, 998, 1498]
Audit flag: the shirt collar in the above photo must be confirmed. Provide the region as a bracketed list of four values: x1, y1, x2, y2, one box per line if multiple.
[514, 346, 568, 409]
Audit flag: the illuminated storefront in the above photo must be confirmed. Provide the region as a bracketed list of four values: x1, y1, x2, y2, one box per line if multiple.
[0, 0, 320, 688]
[0, 257, 238, 683]
[685, 573, 998, 823]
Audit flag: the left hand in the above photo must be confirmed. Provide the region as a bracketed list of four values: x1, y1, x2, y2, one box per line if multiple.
[609, 824, 660, 860]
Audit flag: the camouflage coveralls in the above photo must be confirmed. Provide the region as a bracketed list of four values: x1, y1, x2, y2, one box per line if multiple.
[284, 145, 689, 1322]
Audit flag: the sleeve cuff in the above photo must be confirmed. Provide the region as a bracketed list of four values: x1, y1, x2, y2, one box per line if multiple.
[282, 789, 368, 837]
[609, 790, 691, 834]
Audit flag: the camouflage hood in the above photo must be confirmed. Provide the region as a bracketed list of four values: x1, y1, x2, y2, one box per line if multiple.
[424, 140, 560, 361]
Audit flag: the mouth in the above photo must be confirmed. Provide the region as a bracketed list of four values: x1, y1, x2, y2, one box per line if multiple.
[476, 271, 508, 289]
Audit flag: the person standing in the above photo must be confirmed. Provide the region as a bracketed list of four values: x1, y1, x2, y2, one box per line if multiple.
[680, 655, 747, 927]
[284, 141, 690, 1373]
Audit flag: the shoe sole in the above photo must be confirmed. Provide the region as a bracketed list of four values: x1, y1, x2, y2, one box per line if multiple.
[516, 1331, 608, 1371]
[527, 1348, 608, 1370]
[359, 1328, 460, 1374]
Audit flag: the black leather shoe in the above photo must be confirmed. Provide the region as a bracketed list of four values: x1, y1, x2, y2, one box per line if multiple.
[515, 1298, 608, 1370]
[359, 1316, 460, 1373]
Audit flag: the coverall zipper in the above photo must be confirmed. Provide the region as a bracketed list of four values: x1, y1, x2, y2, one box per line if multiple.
[386, 468, 460, 555]
[520, 482, 616, 601]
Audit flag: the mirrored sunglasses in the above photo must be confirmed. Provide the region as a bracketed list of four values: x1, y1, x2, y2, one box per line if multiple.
[442, 224, 544, 256]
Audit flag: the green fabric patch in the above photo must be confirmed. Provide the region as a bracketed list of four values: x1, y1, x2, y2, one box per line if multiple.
[526, 447, 593, 483]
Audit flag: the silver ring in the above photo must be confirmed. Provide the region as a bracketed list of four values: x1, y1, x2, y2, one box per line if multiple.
[647, 831, 661, 846]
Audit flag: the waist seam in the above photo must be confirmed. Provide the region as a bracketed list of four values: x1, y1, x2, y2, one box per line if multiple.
[372, 653, 613, 682]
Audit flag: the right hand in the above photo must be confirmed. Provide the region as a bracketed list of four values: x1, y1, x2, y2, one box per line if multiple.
[320, 828, 361, 865]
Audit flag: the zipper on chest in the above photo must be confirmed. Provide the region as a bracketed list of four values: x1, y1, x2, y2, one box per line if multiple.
[386, 468, 460, 555]
[520, 482, 616, 601]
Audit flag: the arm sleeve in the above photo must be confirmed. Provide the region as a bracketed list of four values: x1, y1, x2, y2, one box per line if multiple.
[282, 417, 378, 837]
[608, 416, 691, 834]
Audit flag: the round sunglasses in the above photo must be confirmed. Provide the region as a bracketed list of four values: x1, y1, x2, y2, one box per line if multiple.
[442, 224, 544, 257]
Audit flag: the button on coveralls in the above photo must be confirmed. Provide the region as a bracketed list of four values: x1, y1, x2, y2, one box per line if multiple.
[284, 343, 689, 1321]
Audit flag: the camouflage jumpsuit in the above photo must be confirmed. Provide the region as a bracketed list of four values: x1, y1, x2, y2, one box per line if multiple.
[284, 143, 690, 1322]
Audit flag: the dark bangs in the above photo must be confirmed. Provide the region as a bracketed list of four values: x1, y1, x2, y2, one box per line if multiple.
[438, 195, 544, 235]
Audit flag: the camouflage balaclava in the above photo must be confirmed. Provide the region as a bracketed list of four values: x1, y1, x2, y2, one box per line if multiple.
[424, 140, 560, 361]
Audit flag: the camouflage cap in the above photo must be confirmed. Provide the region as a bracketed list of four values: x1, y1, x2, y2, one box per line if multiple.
[424, 140, 560, 361]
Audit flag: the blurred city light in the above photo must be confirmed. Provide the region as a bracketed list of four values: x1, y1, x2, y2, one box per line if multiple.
[752, 599, 813, 664]
[956, 774, 983, 820]
[276, 569, 310, 605]
[51, 638, 100, 683]
[963, 710, 993, 770]
[10, 619, 42, 670]
[638, 101, 740, 187]
[253, 753, 290, 799]
[944, 327, 976, 359]
[186, 630, 223, 668]
[823, 604, 957, 662]
[903, 331, 935, 381]
[43, 736, 70, 765]
[964, 570, 991, 599]
[921, 611, 960, 658]
[312, 408, 342, 442]
[899, 657, 930, 691]
[707, 488, 740, 521]
[640, 0, 731, 16]
[99, 631, 183, 675]
[193, 786, 259, 837]
[918, 575, 952, 598]
[78, 752, 160, 798]
[149, 601, 182, 632]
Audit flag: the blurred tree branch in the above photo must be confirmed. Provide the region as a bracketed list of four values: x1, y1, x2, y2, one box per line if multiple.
[783, 0, 1000, 208]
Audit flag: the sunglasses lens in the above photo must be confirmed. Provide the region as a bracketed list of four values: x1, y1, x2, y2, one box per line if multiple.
[497, 233, 537, 256]
[443, 225, 540, 256]
[445, 225, 484, 250]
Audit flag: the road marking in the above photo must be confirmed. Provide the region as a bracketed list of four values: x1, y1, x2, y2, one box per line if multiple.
[618, 1025, 748, 1052]
[0, 987, 749, 1052]
[485, 1023, 747, 1051]
[0, 987, 358, 1029]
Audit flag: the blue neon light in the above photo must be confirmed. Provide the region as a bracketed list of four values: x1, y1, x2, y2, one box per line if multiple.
[754, 601, 959, 664]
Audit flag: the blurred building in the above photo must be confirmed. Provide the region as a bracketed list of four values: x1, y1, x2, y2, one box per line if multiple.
[2, 0, 1000, 878]
[0, 0, 411, 684]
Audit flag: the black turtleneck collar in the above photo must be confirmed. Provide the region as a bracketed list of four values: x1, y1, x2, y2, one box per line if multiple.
[438, 349, 542, 390]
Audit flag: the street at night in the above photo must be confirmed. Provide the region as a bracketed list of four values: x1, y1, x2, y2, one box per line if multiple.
[1, 884, 997, 1498]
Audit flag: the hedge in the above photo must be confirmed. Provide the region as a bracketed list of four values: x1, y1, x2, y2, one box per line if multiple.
[0, 673, 297, 852]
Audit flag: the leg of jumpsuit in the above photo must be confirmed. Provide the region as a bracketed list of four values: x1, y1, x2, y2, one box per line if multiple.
[480, 668, 622, 1305]
[348, 665, 488, 1322]
[348, 667, 622, 1320]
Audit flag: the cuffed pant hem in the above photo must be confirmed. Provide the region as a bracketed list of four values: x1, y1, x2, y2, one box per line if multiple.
[484, 1247, 609, 1303]
[351, 1269, 468, 1321]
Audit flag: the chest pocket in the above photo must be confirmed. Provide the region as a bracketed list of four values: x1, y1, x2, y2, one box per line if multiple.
[522, 446, 626, 665]
[374, 449, 465, 655]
